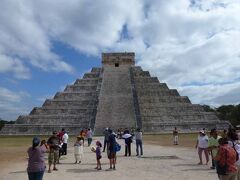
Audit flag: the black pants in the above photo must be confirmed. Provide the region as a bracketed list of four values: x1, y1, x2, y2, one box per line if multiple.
[125, 143, 131, 156]
[62, 143, 67, 155]
[88, 138, 92, 146]
[103, 140, 108, 152]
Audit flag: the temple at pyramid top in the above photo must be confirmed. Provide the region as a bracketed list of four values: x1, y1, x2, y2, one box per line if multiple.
[0, 52, 230, 135]
[102, 52, 135, 66]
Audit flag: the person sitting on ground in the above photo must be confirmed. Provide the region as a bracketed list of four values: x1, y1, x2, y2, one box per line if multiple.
[95, 141, 102, 170]
[47, 131, 60, 173]
[74, 136, 83, 164]
[27, 137, 48, 180]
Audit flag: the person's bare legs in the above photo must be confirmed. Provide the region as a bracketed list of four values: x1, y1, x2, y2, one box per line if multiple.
[48, 163, 52, 173]
[204, 148, 209, 165]
[198, 148, 203, 164]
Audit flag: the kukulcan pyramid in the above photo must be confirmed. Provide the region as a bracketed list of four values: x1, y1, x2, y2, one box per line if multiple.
[1, 52, 229, 135]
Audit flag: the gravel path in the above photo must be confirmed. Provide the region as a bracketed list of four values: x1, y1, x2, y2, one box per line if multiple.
[1, 137, 218, 180]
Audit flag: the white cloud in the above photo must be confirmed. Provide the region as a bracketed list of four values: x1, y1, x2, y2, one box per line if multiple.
[0, 0, 74, 79]
[0, 87, 31, 120]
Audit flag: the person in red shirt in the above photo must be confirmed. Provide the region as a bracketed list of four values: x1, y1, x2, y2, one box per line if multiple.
[215, 137, 237, 180]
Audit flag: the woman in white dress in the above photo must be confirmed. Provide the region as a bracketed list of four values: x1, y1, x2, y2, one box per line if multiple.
[74, 137, 84, 164]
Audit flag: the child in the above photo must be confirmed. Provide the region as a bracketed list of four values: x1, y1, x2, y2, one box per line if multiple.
[74, 136, 83, 164]
[95, 141, 102, 170]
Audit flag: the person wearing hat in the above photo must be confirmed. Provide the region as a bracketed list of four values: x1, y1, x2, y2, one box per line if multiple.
[27, 137, 48, 180]
[195, 129, 209, 165]
[47, 131, 60, 173]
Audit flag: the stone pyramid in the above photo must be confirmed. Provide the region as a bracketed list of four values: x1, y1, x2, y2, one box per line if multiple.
[1, 52, 229, 135]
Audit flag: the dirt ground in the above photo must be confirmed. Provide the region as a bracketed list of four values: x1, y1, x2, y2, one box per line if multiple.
[0, 134, 218, 180]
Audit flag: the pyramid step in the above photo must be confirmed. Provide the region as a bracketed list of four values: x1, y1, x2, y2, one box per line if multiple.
[74, 78, 100, 85]
[133, 77, 159, 83]
[138, 96, 190, 104]
[91, 67, 102, 73]
[64, 84, 97, 92]
[54, 92, 97, 100]
[55, 92, 98, 98]
[135, 83, 169, 90]
[132, 70, 151, 77]
[137, 89, 179, 96]
[140, 105, 204, 114]
[43, 99, 97, 107]
[141, 115, 209, 123]
[30, 107, 94, 115]
[16, 114, 93, 124]
[83, 72, 101, 79]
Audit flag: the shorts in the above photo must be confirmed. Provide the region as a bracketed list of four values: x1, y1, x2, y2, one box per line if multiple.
[108, 151, 116, 159]
[48, 150, 59, 164]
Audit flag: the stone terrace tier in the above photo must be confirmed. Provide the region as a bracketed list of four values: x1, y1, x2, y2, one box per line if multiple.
[0, 68, 103, 135]
[130, 66, 229, 133]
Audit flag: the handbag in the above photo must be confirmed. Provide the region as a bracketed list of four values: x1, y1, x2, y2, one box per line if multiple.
[216, 149, 228, 175]
[115, 143, 121, 152]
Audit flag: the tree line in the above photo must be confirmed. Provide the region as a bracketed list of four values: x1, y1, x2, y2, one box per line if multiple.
[0, 119, 15, 130]
[202, 104, 240, 126]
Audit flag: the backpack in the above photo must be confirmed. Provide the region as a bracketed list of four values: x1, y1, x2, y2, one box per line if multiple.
[232, 141, 240, 162]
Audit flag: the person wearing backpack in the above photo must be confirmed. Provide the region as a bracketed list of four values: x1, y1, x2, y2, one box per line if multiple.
[215, 137, 238, 180]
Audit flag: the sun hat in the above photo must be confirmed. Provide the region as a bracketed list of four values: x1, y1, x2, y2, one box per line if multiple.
[199, 130, 205, 134]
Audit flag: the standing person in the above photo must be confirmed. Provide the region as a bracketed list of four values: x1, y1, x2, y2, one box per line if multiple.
[62, 130, 69, 155]
[107, 129, 117, 170]
[195, 130, 209, 165]
[95, 141, 102, 170]
[103, 128, 109, 152]
[227, 130, 240, 179]
[87, 128, 93, 147]
[122, 130, 132, 156]
[47, 131, 60, 173]
[74, 136, 83, 164]
[79, 129, 85, 146]
[27, 137, 47, 180]
[135, 128, 143, 157]
[215, 137, 238, 180]
[173, 127, 179, 145]
[208, 128, 220, 169]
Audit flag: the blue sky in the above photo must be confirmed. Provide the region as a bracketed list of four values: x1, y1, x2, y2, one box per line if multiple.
[0, 0, 240, 120]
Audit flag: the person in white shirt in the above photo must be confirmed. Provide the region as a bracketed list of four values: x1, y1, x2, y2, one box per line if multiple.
[62, 131, 69, 155]
[195, 130, 209, 165]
